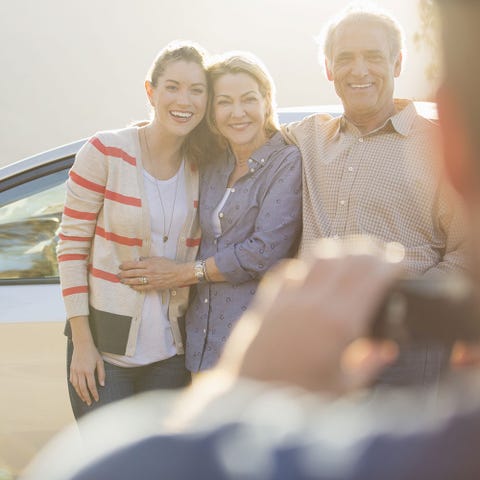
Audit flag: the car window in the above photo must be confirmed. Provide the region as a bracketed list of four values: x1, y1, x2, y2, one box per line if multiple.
[0, 169, 68, 282]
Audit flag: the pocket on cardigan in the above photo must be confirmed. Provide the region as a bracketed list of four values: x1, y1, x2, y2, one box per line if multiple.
[64, 306, 132, 355]
[88, 305, 132, 355]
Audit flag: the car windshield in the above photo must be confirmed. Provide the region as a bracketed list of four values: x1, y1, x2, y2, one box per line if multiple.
[0, 184, 65, 225]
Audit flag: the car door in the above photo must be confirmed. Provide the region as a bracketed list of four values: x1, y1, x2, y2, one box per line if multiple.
[0, 153, 78, 475]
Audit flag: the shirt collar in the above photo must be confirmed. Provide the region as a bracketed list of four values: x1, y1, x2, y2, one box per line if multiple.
[251, 131, 284, 165]
[340, 99, 418, 138]
[227, 131, 284, 172]
[389, 99, 418, 136]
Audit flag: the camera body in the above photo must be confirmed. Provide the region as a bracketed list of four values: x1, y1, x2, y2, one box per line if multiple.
[370, 276, 480, 344]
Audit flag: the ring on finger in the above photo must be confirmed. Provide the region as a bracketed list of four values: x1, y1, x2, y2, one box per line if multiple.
[141, 276, 148, 285]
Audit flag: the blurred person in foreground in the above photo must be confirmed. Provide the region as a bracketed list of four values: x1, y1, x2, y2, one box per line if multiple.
[281, 3, 467, 388]
[22, 1, 480, 479]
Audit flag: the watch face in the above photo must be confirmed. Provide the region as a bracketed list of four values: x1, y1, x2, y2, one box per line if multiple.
[194, 262, 204, 280]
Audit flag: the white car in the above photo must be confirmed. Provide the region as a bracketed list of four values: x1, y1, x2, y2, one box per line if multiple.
[0, 139, 84, 477]
[0, 103, 437, 476]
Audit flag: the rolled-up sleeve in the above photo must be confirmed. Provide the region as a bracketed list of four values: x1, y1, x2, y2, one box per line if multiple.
[214, 148, 302, 285]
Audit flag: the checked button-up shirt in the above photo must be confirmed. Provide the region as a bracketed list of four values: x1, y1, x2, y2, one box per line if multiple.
[283, 99, 467, 276]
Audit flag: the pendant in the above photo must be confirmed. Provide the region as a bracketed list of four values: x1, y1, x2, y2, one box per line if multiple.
[163, 235, 168, 243]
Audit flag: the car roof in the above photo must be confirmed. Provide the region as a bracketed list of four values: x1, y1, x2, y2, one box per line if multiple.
[0, 139, 87, 182]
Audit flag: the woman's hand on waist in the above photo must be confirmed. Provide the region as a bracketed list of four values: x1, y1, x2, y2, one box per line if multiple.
[118, 256, 195, 291]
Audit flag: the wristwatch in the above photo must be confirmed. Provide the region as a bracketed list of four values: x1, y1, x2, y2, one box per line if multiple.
[194, 260, 206, 282]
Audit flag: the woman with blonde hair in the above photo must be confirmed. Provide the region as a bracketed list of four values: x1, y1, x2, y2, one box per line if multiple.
[59, 41, 213, 418]
[119, 52, 302, 372]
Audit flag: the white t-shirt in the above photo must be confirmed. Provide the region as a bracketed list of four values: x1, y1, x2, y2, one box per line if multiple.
[103, 161, 187, 367]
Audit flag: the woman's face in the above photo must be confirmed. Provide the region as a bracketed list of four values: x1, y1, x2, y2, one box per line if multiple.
[147, 60, 208, 138]
[213, 72, 267, 150]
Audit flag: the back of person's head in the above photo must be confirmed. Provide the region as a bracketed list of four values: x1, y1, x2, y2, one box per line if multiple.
[320, 2, 405, 64]
[437, 0, 480, 158]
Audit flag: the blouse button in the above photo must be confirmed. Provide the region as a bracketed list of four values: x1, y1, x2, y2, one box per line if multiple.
[171, 290, 177, 296]
[231, 188, 235, 193]
[219, 212, 224, 218]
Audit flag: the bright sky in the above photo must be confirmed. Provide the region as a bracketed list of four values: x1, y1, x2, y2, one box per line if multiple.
[0, 0, 435, 167]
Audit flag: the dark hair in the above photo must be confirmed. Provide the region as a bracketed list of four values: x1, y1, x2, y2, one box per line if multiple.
[146, 41, 219, 165]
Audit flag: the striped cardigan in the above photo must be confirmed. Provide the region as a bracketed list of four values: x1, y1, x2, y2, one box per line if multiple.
[57, 126, 200, 356]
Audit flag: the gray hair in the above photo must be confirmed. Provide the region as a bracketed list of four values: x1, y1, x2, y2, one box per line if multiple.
[320, 3, 405, 63]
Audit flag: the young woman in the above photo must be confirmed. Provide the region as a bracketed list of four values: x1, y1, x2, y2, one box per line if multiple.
[118, 52, 302, 372]
[58, 42, 213, 419]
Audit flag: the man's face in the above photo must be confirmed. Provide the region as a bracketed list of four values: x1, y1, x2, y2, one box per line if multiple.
[326, 21, 402, 122]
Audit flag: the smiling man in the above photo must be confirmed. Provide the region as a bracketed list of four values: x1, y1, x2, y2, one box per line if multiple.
[324, 12, 401, 134]
[282, 4, 466, 387]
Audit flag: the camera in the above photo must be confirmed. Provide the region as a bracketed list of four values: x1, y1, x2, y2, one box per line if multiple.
[370, 275, 480, 344]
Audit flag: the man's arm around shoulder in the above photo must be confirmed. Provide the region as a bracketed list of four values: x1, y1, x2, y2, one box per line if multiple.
[280, 113, 332, 146]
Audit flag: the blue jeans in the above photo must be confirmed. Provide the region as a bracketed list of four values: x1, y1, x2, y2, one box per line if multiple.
[67, 339, 191, 420]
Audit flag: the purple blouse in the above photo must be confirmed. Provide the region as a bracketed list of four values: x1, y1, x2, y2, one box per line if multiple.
[185, 132, 302, 372]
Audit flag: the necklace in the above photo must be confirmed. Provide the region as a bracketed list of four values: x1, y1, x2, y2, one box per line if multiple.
[143, 128, 180, 243]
